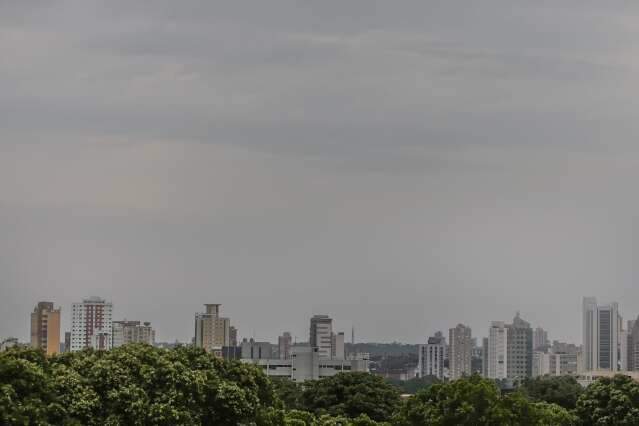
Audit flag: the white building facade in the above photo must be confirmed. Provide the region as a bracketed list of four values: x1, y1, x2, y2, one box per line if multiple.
[583, 297, 620, 371]
[70, 297, 113, 351]
[242, 346, 369, 382]
[487, 321, 508, 379]
[418, 332, 446, 380]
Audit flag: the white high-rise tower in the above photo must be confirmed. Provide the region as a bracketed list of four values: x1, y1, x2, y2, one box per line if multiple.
[583, 297, 620, 371]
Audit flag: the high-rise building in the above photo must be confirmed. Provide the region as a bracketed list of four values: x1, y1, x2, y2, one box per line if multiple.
[418, 332, 446, 380]
[278, 332, 292, 360]
[30, 302, 61, 355]
[229, 326, 238, 347]
[70, 297, 113, 351]
[332, 332, 345, 360]
[240, 338, 274, 360]
[583, 297, 620, 371]
[64, 332, 71, 353]
[194, 304, 231, 353]
[506, 313, 533, 379]
[112, 320, 155, 347]
[449, 324, 472, 380]
[310, 315, 333, 359]
[487, 321, 508, 379]
[628, 315, 639, 371]
[533, 327, 549, 351]
[482, 337, 489, 377]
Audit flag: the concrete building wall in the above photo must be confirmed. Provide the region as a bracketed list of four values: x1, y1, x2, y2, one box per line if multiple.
[449, 324, 472, 380]
[30, 302, 61, 355]
[70, 297, 113, 352]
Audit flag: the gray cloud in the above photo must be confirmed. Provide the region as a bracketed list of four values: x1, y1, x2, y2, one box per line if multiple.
[2, 1, 639, 344]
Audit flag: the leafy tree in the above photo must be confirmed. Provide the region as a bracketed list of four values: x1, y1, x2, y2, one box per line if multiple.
[387, 375, 439, 395]
[301, 372, 401, 422]
[1, 344, 278, 425]
[395, 374, 575, 426]
[519, 375, 583, 409]
[575, 374, 639, 425]
[272, 377, 304, 410]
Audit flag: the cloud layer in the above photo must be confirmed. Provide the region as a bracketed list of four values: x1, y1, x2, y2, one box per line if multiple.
[3, 1, 639, 343]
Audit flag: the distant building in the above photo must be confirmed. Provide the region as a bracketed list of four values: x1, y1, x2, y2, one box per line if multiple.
[1, 338, 19, 351]
[418, 332, 446, 380]
[221, 346, 242, 360]
[506, 313, 533, 379]
[241, 345, 369, 382]
[482, 337, 489, 377]
[241, 338, 274, 360]
[449, 324, 472, 380]
[332, 332, 345, 360]
[64, 332, 71, 353]
[533, 327, 549, 351]
[194, 304, 231, 353]
[628, 316, 639, 371]
[229, 326, 238, 347]
[310, 315, 333, 359]
[487, 321, 508, 379]
[278, 332, 292, 360]
[112, 320, 155, 347]
[70, 297, 113, 351]
[30, 301, 61, 355]
[532, 351, 550, 377]
[583, 297, 620, 371]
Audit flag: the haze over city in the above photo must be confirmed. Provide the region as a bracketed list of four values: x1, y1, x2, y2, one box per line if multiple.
[4, 0, 639, 345]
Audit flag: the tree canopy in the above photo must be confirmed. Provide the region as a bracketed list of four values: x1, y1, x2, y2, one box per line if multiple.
[574, 374, 639, 425]
[301, 372, 401, 422]
[395, 374, 576, 426]
[5, 345, 639, 426]
[519, 375, 583, 409]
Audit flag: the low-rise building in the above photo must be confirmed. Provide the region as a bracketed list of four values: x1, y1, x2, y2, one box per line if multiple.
[241, 346, 369, 382]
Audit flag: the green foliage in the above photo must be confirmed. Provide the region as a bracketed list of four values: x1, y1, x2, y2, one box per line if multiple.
[395, 374, 576, 426]
[272, 377, 304, 410]
[519, 375, 583, 409]
[0, 344, 276, 425]
[387, 375, 439, 395]
[301, 372, 401, 422]
[575, 374, 639, 425]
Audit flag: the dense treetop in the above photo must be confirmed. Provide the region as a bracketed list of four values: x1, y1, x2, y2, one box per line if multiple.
[2, 345, 639, 425]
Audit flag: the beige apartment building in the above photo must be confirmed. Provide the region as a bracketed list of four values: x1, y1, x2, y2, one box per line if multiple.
[30, 302, 61, 355]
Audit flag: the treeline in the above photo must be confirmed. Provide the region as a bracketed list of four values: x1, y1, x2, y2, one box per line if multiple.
[0, 344, 637, 425]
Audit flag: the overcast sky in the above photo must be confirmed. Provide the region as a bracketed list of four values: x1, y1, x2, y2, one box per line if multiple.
[3, 0, 639, 345]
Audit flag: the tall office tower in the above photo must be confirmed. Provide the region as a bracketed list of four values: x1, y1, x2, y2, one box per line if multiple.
[70, 297, 113, 351]
[449, 324, 472, 380]
[310, 315, 333, 359]
[487, 321, 508, 379]
[229, 326, 238, 347]
[619, 321, 628, 371]
[628, 315, 639, 371]
[278, 332, 292, 360]
[482, 337, 489, 377]
[64, 332, 71, 353]
[30, 302, 61, 355]
[583, 297, 620, 371]
[194, 304, 231, 353]
[332, 332, 345, 360]
[418, 332, 446, 379]
[533, 327, 549, 351]
[112, 321, 155, 347]
[506, 313, 533, 379]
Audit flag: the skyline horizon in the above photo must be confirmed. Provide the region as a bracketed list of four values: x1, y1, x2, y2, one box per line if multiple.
[5, 295, 636, 346]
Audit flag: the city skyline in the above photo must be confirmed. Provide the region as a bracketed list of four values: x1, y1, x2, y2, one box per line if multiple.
[4, 295, 638, 346]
